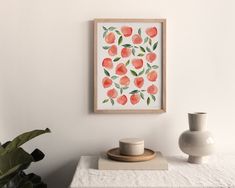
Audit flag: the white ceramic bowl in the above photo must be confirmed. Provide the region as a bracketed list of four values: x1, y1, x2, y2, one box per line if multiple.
[119, 138, 144, 156]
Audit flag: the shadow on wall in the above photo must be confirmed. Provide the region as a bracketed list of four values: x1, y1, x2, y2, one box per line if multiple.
[44, 160, 78, 188]
[88, 20, 94, 114]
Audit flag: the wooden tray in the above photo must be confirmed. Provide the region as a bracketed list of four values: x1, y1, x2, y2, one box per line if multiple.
[107, 148, 156, 162]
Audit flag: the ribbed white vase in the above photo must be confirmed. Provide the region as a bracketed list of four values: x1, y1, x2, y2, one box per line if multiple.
[179, 112, 215, 164]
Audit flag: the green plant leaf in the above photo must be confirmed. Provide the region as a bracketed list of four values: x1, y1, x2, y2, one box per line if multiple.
[140, 46, 145, 53]
[129, 90, 139, 94]
[152, 65, 159, 69]
[132, 48, 135, 56]
[138, 68, 145, 76]
[120, 88, 123, 94]
[144, 37, 148, 44]
[146, 46, 151, 52]
[134, 46, 138, 49]
[102, 46, 110, 50]
[111, 75, 118, 80]
[115, 83, 120, 89]
[104, 69, 110, 77]
[122, 44, 132, 48]
[149, 38, 152, 46]
[151, 95, 156, 101]
[130, 70, 138, 76]
[0, 129, 50, 156]
[102, 26, 108, 30]
[147, 63, 151, 69]
[118, 36, 123, 45]
[140, 92, 144, 100]
[110, 98, 114, 105]
[102, 99, 109, 103]
[138, 28, 141, 36]
[147, 97, 150, 105]
[108, 26, 116, 31]
[153, 41, 158, 50]
[115, 30, 121, 35]
[137, 53, 144, 57]
[123, 87, 129, 90]
[141, 89, 146, 92]
[125, 59, 130, 66]
[103, 30, 108, 38]
[113, 57, 121, 62]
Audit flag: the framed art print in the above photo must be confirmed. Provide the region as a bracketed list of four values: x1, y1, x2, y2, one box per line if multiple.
[94, 19, 166, 113]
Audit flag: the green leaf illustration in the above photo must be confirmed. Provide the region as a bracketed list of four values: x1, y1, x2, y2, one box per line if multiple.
[151, 95, 156, 101]
[102, 99, 109, 103]
[147, 63, 151, 69]
[140, 46, 146, 53]
[144, 37, 148, 44]
[147, 97, 150, 105]
[103, 30, 108, 38]
[113, 57, 121, 62]
[138, 68, 145, 76]
[104, 69, 110, 77]
[152, 65, 159, 69]
[140, 92, 144, 100]
[111, 75, 118, 80]
[115, 30, 122, 35]
[137, 53, 144, 57]
[108, 27, 116, 31]
[123, 87, 129, 90]
[134, 46, 139, 49]
[138, 28, 141, 36]
[103, 26, 108, 30]
[149, 38, 152, 46]
[120, 88, 123, 94]
[118, 36, 123, 45]
[146, 46, 151, 52]
[130, 70, 138, 76]
[110, 98, 114, 105]
[103, 46, 110, 50]
[153, 41, 158, 50]
[132, 48, 135, 56]
[141, 89, 146, 92]
[115, 83, 120, 89]
[145, 68, 151, 74]
[122, 44, 132, 48]
[125, 59, 130, 66]
[129, 90, 139, 94]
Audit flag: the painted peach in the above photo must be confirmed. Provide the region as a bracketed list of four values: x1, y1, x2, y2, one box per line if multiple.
[132, 34, 143, 44]
[132, 59, 143, 69]
[107, 88, 118, 98]
[119, 76, 130, 86]
[102, 77, 112, 88]
[102, 58, 113, 69]
[108, 45, 117, 56]
[121, 26, 133, 37]
[117, 95, 128, 105]
[146, 52, 156, 63]
[115, 63, 127, 75]
[147, 70, 157, 81]
[134, 77, 144, 88]
[130, 94, 140, 105]
[147, 84, 158, 94]
[146, 27, 158, 38]
[121, 47, 131, 58]
[105, 32, 115, 44]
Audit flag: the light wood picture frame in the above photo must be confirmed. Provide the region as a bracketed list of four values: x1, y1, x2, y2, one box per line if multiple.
[94, 19, 166, 113]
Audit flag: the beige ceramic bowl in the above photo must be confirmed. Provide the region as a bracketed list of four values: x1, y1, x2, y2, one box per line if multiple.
[119, 138, 144, 156]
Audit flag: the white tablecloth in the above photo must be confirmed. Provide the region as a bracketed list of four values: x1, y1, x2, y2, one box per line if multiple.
[70, 155, 235, 188]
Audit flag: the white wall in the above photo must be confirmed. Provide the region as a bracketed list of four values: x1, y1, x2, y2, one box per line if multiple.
[0, 0, 235, 187]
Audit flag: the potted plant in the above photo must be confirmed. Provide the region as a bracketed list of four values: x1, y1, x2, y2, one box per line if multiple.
[0, 128, 50, 188]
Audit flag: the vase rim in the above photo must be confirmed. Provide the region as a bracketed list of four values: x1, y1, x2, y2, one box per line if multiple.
[188, 112, 207, 115]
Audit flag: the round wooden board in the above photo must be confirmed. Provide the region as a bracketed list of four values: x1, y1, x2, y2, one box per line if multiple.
[107, 148, 156, 162]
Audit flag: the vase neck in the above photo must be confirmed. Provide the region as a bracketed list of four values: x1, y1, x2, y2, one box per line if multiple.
[188, 113, 207, 131]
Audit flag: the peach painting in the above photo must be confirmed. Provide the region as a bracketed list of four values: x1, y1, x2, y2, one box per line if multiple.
[94, 19, 166, 113]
